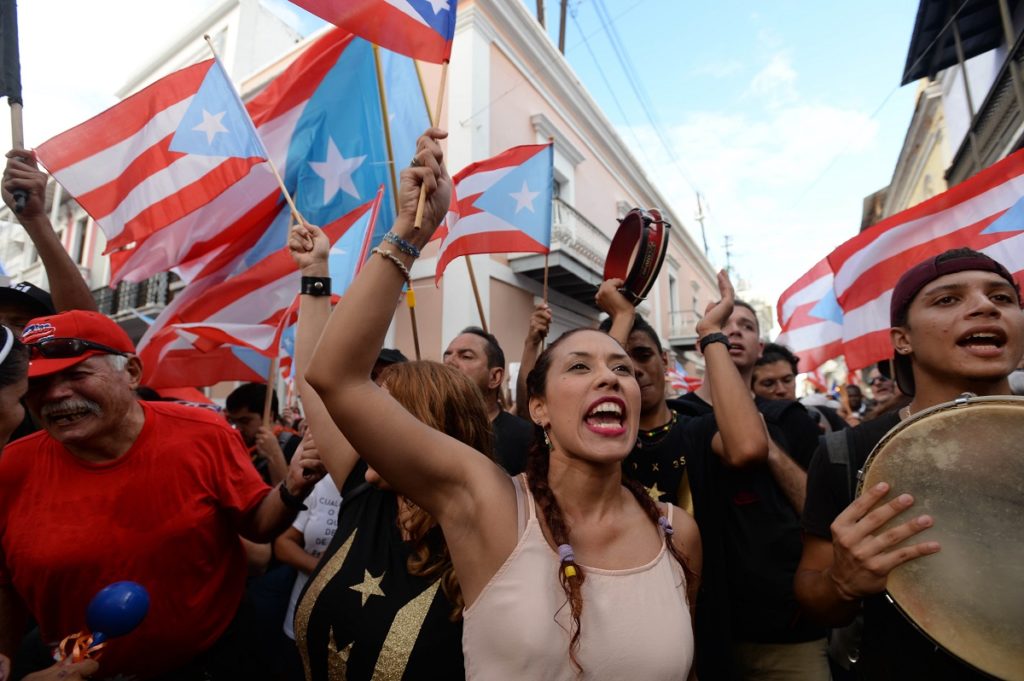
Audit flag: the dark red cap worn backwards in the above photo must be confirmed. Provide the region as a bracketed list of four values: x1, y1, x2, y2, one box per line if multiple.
[888, 248, 1020, 395]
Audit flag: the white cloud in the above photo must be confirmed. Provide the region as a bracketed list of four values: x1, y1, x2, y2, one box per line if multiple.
[747, 52, 798, 106]
[1, 0, 218, 152]
[621, 87, 882, 312]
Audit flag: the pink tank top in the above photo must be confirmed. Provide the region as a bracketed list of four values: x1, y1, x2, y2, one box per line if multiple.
[463, 475, 694, 680]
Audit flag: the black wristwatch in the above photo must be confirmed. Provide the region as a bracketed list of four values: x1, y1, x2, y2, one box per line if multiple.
[698, 332, 731, 353]
[300, 276, 331, 297]
[278, 482, 311, 511]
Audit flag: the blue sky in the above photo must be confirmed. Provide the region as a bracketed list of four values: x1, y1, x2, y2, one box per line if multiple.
[529, 0, 922, 311]
[3, 0, 923, 318]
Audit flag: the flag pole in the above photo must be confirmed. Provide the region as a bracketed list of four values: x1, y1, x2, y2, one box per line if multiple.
[374, 48, 423, 360]
[202, 35, 305, 227]
[372, 45, 401, 215]
[543, 253, 549, 305]
[407, 288, 421, 360]
[8, 102, 26, 212]
[465, 256, 487, 333]
[262, 357, 279, 426]
[412, 60, 448, 230]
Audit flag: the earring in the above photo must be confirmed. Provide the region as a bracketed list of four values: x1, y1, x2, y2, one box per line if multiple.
[542, 428, 551, 449]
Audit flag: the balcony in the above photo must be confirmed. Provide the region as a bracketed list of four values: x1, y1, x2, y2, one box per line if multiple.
[93, 272, 177, 342]
[668, 309, 701, 350]
[947, 29, 1024, 186]
[509, 198, 612, 307]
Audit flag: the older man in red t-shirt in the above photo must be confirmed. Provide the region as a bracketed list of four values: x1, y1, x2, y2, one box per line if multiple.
[0, 311, 324, 679]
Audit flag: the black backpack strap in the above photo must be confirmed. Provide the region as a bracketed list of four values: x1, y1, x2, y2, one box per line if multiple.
[824, 427, 858, 504]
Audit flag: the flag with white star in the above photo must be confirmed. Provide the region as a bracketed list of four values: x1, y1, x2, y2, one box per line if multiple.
[435, 142, 553, 284]
[169, 57, 267, 159]
[290, 0, 458, 64]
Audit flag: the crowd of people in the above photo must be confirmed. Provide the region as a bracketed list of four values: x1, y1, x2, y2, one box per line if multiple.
[0, 130, 1021, 681]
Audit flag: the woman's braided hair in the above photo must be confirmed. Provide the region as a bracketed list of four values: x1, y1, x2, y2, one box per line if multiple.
[524, 329, 697, 672]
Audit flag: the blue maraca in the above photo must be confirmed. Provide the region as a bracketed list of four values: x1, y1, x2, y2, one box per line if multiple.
[85, 581, 150, 647]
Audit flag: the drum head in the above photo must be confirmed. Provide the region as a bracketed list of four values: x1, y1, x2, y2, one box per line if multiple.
[859, 396, 1024, 681]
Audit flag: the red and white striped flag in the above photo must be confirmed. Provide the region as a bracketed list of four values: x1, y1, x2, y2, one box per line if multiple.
[775, 257, 844, 372]
[35, 57, 267, 254]
[829, 149, 1024, 370]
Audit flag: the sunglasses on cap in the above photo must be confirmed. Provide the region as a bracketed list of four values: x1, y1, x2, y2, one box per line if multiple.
[27, 337, 128, 360]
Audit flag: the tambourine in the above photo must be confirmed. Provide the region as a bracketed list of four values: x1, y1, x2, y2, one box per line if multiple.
[603, 208, 671, 305]
[857, 394, 1024, 681]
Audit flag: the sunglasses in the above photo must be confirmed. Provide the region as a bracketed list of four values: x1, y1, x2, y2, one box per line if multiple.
[28, 337, 128, 360]
[870, 376, 889, 386]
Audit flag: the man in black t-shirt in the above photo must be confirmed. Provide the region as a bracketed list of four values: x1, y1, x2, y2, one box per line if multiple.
[796, 249, 1024, 680]
[675, 301, 829, 680]
[443, 327, 531, 474]
[596, 281, 818, 681]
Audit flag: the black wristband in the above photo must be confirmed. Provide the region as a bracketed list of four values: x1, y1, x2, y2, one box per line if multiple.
[300, 276, 331, 297]
[278, 482, 310, 511]
[698, 332, 731, 354]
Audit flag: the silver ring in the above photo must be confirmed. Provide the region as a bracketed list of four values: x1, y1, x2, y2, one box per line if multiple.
[410, 155, 422, 168]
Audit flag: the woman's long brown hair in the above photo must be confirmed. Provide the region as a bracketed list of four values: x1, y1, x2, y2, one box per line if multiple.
[379, 360, 494, 620]
[524, 329, 697, 672]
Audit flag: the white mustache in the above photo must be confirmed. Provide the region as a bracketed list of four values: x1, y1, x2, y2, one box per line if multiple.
[41, 398, 101, 419]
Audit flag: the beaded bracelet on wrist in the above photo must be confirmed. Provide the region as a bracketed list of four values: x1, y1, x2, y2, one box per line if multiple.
[371, 247, 411, 283]
[382, 231, 421, 258]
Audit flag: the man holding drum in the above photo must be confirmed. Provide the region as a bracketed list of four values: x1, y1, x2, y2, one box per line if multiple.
[796, 248, 1024, 680]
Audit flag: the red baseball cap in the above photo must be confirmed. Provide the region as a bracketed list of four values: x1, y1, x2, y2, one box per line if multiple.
[20, 310, 135, 378]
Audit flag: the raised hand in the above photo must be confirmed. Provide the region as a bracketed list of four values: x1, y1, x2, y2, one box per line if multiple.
[526, 302, 552, 347]
[827, 481, 940, 601]
[397, 128, 451, 236]
[595, 278, 634, 320]
[696, 269, 736, 337]
[287, 431, 326, 493]
[288, 220, 330, 274]
[2, 149, 47, 219]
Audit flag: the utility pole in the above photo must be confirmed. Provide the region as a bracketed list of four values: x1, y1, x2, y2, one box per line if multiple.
[694, 192, 709, 258]
[558, 0, 568, 53]
[723, 235, 733, 275]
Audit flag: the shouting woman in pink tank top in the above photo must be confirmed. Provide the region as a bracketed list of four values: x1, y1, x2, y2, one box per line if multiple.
[305, 128, 767, 680]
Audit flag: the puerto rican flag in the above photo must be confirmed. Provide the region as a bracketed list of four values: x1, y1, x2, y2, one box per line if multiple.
[828, 149, 1024, 370]
[35, 57, 267, 254]
[775, 257, 844, 372]
[290, 0, 457, 63]
[435, 143, 553, 284]
[138, 194, 380, 388]
[98, 30, 425, 285]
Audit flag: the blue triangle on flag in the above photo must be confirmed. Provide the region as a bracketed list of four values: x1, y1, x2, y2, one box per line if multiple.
[169, 60, 266, 159]
[408, 0, 456, 38]
[981, 195, 1024, 234]
[808, 288, 844, 325]
[472, 147, 553, 247]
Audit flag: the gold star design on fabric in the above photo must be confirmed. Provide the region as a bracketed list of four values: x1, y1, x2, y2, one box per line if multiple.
[350, 569, 386, 606]
[646, 483, 664, 501]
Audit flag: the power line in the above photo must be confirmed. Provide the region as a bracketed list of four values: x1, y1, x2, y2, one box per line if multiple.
[790, 0, 973, 209]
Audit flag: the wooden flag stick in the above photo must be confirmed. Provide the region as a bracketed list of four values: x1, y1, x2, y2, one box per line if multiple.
[407, 288, 421, 360]
[465, 256, 487, 333]
[9, 102, 27, 213]
[202, 34, 306, 227]
[413, 60, 449, 229]
[262, 357, 279, 426]
[542, 252, 550, 305]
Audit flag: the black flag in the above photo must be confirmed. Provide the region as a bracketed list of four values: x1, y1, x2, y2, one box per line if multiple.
[0, 0, 21, 105]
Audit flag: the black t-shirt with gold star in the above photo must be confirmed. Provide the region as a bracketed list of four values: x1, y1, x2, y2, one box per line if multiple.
[294, 464, 464, 681]
[622, 411, 717, 505]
